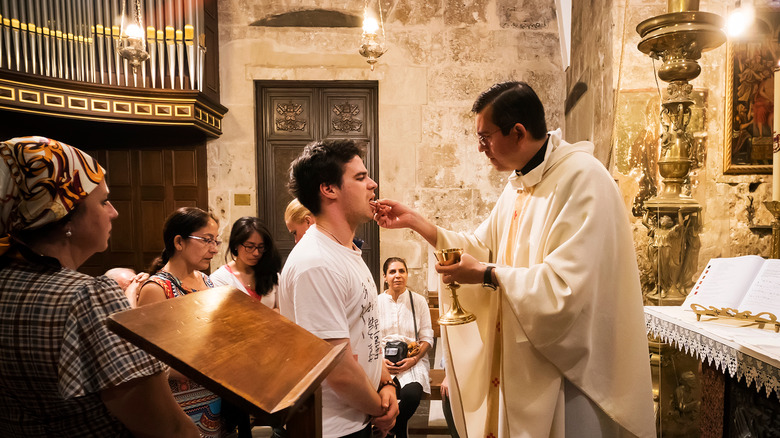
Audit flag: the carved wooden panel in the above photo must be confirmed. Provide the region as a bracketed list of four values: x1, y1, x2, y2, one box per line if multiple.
[256, 81, 379, 285]
[266, 93, 314, 140]
[79, 145, 208, 276]
[271, 145, 309, 243]
[324, 93, 368, 138]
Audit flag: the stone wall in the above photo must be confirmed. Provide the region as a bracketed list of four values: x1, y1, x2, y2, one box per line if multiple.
[565, 0, 615, 162]
[211, 0, 565, 293]
[609, 0, 773, 299]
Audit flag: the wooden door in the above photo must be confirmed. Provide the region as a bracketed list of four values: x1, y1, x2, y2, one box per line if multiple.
[255, 81, 380, 285]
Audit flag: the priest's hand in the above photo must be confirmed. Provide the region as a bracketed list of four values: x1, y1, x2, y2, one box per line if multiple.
[373, 198, 438, 246]
[373, 199, 417, 229]
[436, 253, 484, 284]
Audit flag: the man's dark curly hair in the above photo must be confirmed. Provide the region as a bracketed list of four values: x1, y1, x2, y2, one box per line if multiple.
[288, 139, 363, 216]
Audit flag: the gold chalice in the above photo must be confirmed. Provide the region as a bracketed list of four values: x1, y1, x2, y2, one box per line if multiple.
[434, 248, 477, 325]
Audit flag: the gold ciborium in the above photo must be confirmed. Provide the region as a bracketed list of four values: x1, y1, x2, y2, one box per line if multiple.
[434, 248, 477, 325]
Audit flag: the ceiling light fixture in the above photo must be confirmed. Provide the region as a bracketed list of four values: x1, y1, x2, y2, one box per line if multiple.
[358, 1, 387, 71]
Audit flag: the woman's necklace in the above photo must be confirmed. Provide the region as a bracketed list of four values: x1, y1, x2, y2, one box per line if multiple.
[230, 263, 255, 290]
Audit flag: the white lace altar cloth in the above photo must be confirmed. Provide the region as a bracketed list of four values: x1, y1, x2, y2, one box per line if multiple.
[645, 306, 780, 399]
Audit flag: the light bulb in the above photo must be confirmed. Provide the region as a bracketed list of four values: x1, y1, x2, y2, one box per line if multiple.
[124, 23, 144, 39]
[363, 17, 379, 35]
[726, 5, 755, 38]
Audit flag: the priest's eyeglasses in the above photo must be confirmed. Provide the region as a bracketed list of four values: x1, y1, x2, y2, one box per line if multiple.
[241, 243, 265, 253]
[477, 128, 502, 146]
[188, 235, 222, 247]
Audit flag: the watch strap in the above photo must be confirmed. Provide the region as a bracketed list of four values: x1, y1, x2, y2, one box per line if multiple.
[483, 265, 497, 290]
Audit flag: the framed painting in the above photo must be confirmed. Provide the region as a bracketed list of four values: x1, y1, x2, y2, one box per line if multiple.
[723, 10, 779, 174]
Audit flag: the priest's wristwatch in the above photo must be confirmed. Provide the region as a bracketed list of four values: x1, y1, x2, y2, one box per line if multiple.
[483, 265, 497, 290]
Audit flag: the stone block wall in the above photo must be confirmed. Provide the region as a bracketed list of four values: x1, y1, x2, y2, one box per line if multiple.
[210, 0, 565, 293]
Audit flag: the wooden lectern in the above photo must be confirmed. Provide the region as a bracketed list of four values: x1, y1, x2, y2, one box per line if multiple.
[107, 286, 345, 437]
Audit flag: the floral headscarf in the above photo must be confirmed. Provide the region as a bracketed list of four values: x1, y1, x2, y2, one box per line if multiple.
[0, 137, 105, 255]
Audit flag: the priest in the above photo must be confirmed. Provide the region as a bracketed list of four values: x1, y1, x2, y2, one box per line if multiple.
[374, 81, 655, 438]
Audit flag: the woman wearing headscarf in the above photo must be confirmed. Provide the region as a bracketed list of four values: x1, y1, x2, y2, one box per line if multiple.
[0, 136, 199, 437]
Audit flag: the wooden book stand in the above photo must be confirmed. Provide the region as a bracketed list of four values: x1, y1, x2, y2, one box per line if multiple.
[107, 286, 345, 437]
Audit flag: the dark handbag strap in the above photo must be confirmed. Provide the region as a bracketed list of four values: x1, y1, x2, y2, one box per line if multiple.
[408, 290, 418, 341]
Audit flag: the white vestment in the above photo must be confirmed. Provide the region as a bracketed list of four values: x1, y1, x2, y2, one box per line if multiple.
[436, 129, 655, 438]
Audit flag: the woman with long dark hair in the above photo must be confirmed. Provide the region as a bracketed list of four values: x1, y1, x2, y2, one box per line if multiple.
[211, 216, 281, 309]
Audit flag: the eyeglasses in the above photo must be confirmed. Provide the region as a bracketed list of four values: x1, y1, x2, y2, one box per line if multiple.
[240, 243, 265, 253]
[187, 235, 222, 247]
[477, 128, 502, 146]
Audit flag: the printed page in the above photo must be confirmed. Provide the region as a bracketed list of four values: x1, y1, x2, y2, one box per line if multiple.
[738, 259, 780, 316]
[683, 255, 766, 310]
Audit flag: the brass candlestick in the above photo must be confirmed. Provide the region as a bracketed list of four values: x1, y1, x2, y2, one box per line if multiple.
[434, 248, 477, 325]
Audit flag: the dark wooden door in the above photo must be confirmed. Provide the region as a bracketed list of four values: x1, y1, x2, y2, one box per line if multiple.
[255, 81, 380, 285]
[80, 144, 208, 276]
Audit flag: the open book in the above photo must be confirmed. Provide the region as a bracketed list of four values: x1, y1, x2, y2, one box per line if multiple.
[683, 255, 780, 317]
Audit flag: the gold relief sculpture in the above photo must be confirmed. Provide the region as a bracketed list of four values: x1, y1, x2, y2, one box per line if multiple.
[643, 211, 701, 302]
[275, 102, 307, 132]
[332, 102, 363, 132]
[613, 90, 707, 218]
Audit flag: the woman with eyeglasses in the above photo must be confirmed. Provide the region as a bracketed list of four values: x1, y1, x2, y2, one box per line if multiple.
[137, 206, 224, 437]
[210, 216, 282, 309]
[210, 217, 283, 438]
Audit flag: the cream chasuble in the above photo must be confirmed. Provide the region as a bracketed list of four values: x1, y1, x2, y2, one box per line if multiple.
[435, 130, 655, 438]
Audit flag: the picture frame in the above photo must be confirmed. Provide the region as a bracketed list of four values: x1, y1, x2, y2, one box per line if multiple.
[723, 10, 779, 174]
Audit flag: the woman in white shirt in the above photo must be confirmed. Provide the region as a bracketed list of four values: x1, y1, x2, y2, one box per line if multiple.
[210, 217, 282, 437]
[211, 217, 281, 309]
[377, 257, 434, 438]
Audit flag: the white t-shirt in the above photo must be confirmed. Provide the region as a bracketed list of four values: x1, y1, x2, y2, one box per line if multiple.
[279, 225, 382, 438]
[210, 264, 277, 309]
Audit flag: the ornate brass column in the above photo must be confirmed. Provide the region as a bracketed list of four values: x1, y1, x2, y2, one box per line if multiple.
[636, 0, 725, 306]
[635, 2, 725, 435]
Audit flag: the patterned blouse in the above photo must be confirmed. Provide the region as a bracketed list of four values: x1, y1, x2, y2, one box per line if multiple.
[0, 245, 165, 437]
[146, 270, 214, 298]
[146, 270, 224, 438]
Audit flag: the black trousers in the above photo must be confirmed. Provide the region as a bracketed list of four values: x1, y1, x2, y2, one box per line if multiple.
[390, 381, 423, 438]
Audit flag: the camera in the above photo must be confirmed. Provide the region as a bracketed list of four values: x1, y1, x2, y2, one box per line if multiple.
[384, 340, 408, 364]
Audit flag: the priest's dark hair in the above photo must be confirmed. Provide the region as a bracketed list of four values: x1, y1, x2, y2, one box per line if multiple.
[225, 216, 281, 296]
[288, 139, 364, 216]
[472, 81, 548, 140]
